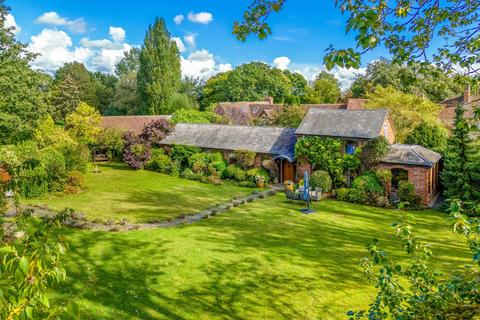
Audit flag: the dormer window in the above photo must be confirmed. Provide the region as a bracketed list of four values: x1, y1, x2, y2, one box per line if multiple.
[346, 141, 356, 155]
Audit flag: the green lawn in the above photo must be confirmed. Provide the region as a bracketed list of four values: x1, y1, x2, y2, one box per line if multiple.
[53, 196, 470, 319]
[27, 163, 256, 223]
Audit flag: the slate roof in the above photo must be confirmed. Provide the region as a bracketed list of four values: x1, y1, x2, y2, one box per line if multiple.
[381, 144, 442, 167]
[161, 123, 297, 160]
[101, 115, 172, 134]
[295, 109, 389, 139]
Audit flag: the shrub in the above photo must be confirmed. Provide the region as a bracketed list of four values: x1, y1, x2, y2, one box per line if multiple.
[139, 118, 173, 147]
[376, 169, 393, 194]
[336, 188, 351, 202]
[238, 181, 256, 187]
[67, 170, 86, 190]
[246, 168, 270, 183]
[348, 188, 369, 204]
[170, 144, 202, 168]
[211, 160, 227, 174]
[359, 136, 389, 171]
[123, 131, 151, 170]
[352, 172, 384, 195]
[310, 170, 332, 192]
[145, 150, 172, 174]
[40, 147, 67, 192]
[64, 185, 80, 194]
[96, 127, 125, 161]
[374, 195, 391, 208]
[398, 181, 421, 208]
[234, 150, 256, 170]
[60, 143, 89, 173]
[223, 164, 247, 181]
[189, 153, 208, 173]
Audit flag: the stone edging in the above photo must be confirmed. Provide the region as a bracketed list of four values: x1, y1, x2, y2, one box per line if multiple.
[13, 187, 282, 232]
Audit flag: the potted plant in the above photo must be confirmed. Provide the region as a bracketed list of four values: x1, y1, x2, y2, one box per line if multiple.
[255, 175, 265, 188]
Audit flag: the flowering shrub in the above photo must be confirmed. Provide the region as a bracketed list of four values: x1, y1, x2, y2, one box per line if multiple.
[123, 131, 151, 170]
[139, 118, 173, 147]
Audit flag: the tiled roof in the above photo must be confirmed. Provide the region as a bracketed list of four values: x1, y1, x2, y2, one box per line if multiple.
[381, 144, 441, 167]
[295, 109, 388, 139]
[161, 123, 297, 159]
[100, 115, 172, 134]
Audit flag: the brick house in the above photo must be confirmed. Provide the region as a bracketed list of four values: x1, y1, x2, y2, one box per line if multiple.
[439, 84, 479, 129]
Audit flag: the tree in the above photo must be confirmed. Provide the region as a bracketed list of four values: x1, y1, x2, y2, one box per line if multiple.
[271, 104, 306, 128]
[112, 72, 141, 115]
[349, 201, 480, 319]
[172, 108, 223, 124]
[50, 75, 80, 121]
[115, 47, 140, 77]
[349, 59, 465, 102]
[180, 76, 205, 108]
[139, 118, 173, 147]
[54, 62, 99, 108]
[405, 121, 449, 154]
[138, 17, 181, 115]
[441, 105, 480, 203]
[311, 71, 341, 103]
[359, 136, 389, 171]
[92, 72, 117, 115]
[234, 1, 480, 73]
[0, 1, 49, 144]
[65, 102, 102, 146]
[200, 62, 292, 109]
[366, 86, 442, 142]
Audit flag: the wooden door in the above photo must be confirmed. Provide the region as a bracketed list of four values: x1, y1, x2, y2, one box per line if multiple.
[283, 161, 295, 182]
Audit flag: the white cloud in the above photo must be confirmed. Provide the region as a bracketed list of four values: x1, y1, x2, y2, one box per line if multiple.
[35, 11, 86, 33]
[109, 26, 126, 43]
[174, 14, 184, 25]
[273, 56, 291, 70]
[5, 13, 21, 34]
[172, 37, 186, 52]
[27, 26, 132, 74]
[187, 12, 213, 24]
[183, 35, 196, 48]
[27, 29, 93, 72]
[180, 49, 228, 78]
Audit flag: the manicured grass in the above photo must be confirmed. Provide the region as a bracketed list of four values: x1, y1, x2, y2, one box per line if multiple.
[26, 163, 256, 223]
[53, 196, 470, 319]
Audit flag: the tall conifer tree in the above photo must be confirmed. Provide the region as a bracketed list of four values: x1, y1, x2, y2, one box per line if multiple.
[441, 104, 480, 202]
[138, 17, 181, 115]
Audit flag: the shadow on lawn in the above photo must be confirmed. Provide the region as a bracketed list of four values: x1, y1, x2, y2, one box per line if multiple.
[55, 197, 468, 319]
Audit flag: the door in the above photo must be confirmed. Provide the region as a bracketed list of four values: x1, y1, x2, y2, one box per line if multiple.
[282, 161, 295, 182]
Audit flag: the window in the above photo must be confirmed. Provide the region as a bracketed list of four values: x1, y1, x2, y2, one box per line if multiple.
[252, 106, 258, 112]
[345, 141, 356, 155]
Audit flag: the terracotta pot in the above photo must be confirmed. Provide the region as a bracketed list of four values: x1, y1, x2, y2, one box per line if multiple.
[256, 181, 265, 188]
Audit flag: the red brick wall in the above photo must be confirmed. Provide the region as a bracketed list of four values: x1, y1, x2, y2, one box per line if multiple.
[377, 163, 439, 206]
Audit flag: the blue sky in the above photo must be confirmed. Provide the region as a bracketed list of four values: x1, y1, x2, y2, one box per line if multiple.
[5, 0, 389, 86]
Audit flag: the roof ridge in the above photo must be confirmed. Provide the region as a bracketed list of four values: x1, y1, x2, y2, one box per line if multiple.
[409, 145, 432, 166]
[175, 122, 295, 130]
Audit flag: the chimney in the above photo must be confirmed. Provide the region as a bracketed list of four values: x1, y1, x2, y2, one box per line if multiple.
[264, 97, 274, 104]
[464, 83, 471, 104]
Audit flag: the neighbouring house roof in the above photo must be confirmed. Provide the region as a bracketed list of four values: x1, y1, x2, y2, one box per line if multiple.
[381, 144, 442, 167]
[214, 98, 367, 125]
[161, 123, 297, 160]
[295, 109, 389, 139]
[100, 115, 172, 134]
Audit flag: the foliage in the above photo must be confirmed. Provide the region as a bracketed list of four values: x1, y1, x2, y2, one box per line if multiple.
[91, 72, 118, 116]
[0, 3, 49, 144]
[138, 17, 182, 115]
[366, 86, 442, 142]
[111, 71, 141, 115]
[180, 76, 205, 108]
[200, 62, 293, 109]
[50, 75, 81, 121]
[246, 168, 269, 184]
[234, 150, 256, 170]
[223, 165, 247, 182]
[233, 0, 480, 73]
[310, 170, 332, 192]
[169, 145, 202, 169]
[53, 62, 99, 108]
[67, 170, 86, 190]
[349, 201, 480, 319]
[375, 169, 392, 196]
[359, 136, 389, 171]
[397, 181, 421, 208]
[145, 148, 173, 174]
[33, 116, 77, 149]
[95, 128, 125, 161]
[441, 104, 480, 203]
[311, 71, 341, 103]
[65, 102, 102, 146]
[122, 132, 151, 170]
[295, 137, 344, 187]
[271, 104, 306, 128]
[139, 118, 173, 147]
[352, 172, 384, 196]
[172, 108, 223, 124]
[115, 48, 140, 77]
[349, 59, 465, 102]
[405, 121, 448, 154]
